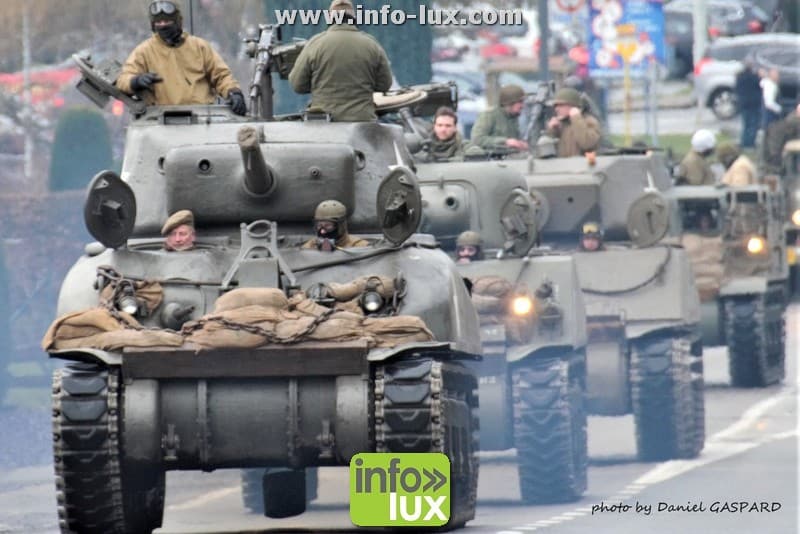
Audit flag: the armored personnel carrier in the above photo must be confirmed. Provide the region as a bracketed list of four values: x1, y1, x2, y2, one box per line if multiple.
[416, 161, 588, 502]
[47, 25, 480, 533]
[668, 182, 788, 387]
[507, 152, 705, 461]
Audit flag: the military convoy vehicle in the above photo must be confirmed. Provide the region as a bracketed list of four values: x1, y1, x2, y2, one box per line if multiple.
[416, 161, 588, 502]
[668, 182, 788, 387]
[507, 152, 706, 461]
[47, 25, 481, 533]
[781, 139, 800, 292]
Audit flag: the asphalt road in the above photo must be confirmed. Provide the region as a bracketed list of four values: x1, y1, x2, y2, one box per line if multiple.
[1, 305, 796, 534]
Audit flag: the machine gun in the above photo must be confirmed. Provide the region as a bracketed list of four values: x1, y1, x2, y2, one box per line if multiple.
[522, 81, 556, 149]
[244, 24, 306, 120]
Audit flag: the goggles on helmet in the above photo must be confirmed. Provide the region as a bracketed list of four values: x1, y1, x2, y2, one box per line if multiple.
[150, 1, 178, 16]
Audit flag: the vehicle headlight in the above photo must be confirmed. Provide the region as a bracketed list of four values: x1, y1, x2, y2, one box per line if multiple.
[746, 236, 766, 255]
[360, 291, 384, 313]
[118, 294, 139, 315]
[792, 209, 800, 227]
[511, 295, 534, 316]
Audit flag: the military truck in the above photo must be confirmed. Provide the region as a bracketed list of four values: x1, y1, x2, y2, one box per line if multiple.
[417, 160, 588, 502]
[507, 152, 705, 461]
[782, 139, 800, 292]
[47, 25, 481, 533]
[668, 183, 788, 387]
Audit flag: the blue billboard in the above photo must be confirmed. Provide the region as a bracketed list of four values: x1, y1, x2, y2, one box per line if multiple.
[587, 0, 666, 78]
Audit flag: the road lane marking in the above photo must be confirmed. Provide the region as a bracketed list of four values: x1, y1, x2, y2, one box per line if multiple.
[167, 486, 238, 511]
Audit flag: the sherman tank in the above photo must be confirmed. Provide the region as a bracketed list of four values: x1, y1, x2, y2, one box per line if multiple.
[416, 160, 588, 503]
[47, 25, 480, 533]
[667, 182, 787, 387]
[506, 151, 705, 461]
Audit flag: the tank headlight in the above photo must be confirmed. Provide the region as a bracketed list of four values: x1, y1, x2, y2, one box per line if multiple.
[118, 294, 139, 315]
[360, 291, 384, 313]
[511, 295, 534, 316]
[746, 236, 766, 255]
[792, 209, 800, 227]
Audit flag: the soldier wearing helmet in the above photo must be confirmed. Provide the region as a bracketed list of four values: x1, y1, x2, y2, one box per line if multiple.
[455, 231, 484, 263]
[117, 1, 247, 115]
[289, 0, 393, 121]
[302, 200, 369, 251]
[675, 129, 716, 186]
[469, 84, 529, 152]
[578, 221, 604, 252]
[545, 87, 602, 157]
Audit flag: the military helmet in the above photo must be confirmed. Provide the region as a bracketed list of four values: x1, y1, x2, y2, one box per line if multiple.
[456, 230, 482, 247]
[551, 87, 582, 108]
[581, 221, 603, 237]
[691, 129, 717, 153]
[499, 84, 525, 106]
[716, 141, 741, 168]
[535, 135, 557, 159]
[149, 1, 182, 30]
[314, 200, 348, 222]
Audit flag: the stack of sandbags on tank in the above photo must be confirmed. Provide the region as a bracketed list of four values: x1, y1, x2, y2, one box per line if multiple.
[41, 308, 183, 351]
[682, 233, 725, 302]
[183, 278, 433, 350]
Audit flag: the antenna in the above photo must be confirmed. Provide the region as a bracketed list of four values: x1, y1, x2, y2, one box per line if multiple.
[187, 0, 194, 34]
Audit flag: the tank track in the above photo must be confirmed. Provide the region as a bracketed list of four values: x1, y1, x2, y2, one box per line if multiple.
[374, 356, 479, 530]
[725, 294, 785, 387]
[240, 467, 318, 514]
[688, 338, 706, 458]
[512, 353, 588, 504]
[52, 362, 164, 534]
[631, 334, 698, 461]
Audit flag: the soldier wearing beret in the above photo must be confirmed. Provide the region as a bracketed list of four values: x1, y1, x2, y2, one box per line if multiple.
[289, 0, 394, 121]
[469, 84, 529, 152]
[162, 209, 196, 251]
[545, 87, 602, 157]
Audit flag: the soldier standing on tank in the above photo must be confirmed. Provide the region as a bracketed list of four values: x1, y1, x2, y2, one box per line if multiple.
[717, 142, 757, 187]
[455, 231, 484, 264]
[422, 106, 465, 162]
[117, 1, 247, 115]
[162, 209, 196, 252]
[469, 84, 529, 152]
[675, 129, 717, 186]
[764, 103, 800, 174]
[302, 200, 369, 251]
[288, 0, 394, 122]
[545, 88, 602, 158]
[577, 222, 605, 252]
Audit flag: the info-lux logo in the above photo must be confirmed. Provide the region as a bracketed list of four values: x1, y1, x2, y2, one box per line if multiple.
[349, 452, 450, 527]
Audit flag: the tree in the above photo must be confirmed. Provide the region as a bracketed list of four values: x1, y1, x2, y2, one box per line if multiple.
[48, 107, 113, 191]
[262, 0, 433, 115]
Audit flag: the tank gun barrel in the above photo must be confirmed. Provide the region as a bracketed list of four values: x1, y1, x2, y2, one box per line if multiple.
[237, 126, 276, 196]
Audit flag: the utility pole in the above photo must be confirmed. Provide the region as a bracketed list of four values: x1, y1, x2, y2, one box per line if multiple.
[692, 0, 707, 123]
[22, 4, 33, 184]
[538, 0, 549, 81]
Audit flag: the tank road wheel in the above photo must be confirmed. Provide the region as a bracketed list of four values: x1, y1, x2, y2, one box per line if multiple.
[725, 295, 785, 387]
[512, 353, 588, 504]
[241, 467, 319, 515]
[53, 362, 165, 534]
[375, 356, 479, 530]
[631, 335, 696, 461]
[688, 338, 706, 458]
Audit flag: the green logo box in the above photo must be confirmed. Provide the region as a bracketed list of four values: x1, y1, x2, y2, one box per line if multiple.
[349, 452, 451, 527]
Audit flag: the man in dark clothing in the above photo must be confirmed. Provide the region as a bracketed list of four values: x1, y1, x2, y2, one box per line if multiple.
[289, 0, 394, 121]
[735, 60, 762, 148]
[422, 106, 464, 161]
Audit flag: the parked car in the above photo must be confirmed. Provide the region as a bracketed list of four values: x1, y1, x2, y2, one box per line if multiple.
[693, 33, 800, 120]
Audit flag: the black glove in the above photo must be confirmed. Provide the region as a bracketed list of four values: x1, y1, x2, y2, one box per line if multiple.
[228, 89, 247, 116]
[130, 72, 162, 92]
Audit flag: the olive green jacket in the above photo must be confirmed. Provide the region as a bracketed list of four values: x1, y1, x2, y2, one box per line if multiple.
[546, 114, 602, 157]
[423, 132, 465, 162]
[676, 150, 715, 186]
[117, 33, 240, 106]
[469, 107, 521, 150]
[289, 24, 393, 121]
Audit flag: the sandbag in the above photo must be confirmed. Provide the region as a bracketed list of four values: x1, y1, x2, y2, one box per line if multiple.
[214, 288, 288, 313]
[326, 276, 396, 301]
[472, 276, 513, 298]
